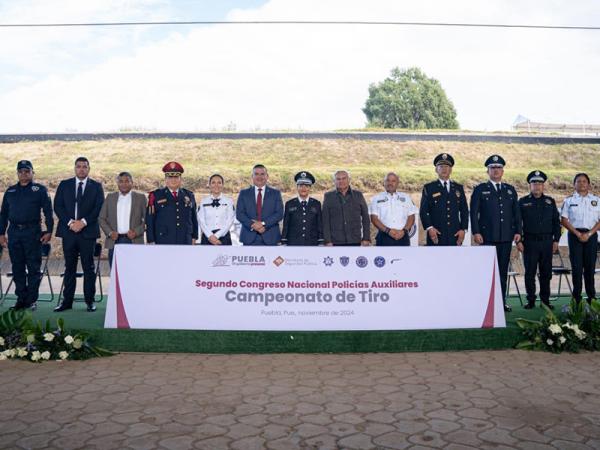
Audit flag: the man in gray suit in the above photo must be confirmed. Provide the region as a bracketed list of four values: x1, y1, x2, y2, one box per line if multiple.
[322, 170, 371, 246]
[99, 172, 146, 267]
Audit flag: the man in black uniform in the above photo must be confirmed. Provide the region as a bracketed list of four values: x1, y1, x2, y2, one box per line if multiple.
[146, 161, 198, 245]
[0, 160, 53, 310]
[419, 153, 469, 246]
[470, 154, 522, 312]
[281, 171, 323, 246]
[517, 170, 561, 309]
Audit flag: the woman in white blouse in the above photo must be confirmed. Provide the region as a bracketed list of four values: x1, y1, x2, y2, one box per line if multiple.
[197, 174, 235, 245]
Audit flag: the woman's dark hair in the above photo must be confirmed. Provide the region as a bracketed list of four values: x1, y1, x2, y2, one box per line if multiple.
[573, 172, 590, 184]
[209, 173, 224, 184]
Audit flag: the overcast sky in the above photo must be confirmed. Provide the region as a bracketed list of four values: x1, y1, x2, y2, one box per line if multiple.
[0, 0, 599, 132]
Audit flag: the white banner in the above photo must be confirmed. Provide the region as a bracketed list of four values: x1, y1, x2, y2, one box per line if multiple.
[105, 245, 505, 331]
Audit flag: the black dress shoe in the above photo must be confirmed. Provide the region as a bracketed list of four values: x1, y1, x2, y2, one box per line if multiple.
[504, 304, 512, 312]
[9, 303, 27, 311]
[86, 304, 97, 312]
[523, 303, 535, 309]
[54, 303, 73, 312]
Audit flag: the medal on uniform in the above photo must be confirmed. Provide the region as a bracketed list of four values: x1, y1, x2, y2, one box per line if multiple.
[455, 191, 461, 198]
[593, 200, 598, 207]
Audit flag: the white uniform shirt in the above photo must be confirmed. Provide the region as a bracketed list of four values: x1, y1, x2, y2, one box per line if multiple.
[561, 192, 600, 230]
[369, 191, 417, 229]
[116, 191, 132, 234]
[197, 194, 236, 239]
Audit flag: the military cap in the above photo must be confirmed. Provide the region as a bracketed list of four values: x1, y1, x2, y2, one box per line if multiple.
[17, 160, 33, 171]
[295, 171, 315, 185]
[433, 153, 454, 167]
[162, 161, 184, 176]
[527, 170, 547, 183]
[484, 154, 506, 168]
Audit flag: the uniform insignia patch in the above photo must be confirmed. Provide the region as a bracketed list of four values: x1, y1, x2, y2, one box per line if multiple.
[455, 191, 461, 198]
[592, 200, 598, 207]
[545, 199, 552, 205]
[31, 186, 39, 192]
[507, 190, 512, 195]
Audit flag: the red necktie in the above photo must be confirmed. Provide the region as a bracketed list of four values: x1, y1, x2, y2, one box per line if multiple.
[256, 188, 263, 222]
[172, 191, 178, 201]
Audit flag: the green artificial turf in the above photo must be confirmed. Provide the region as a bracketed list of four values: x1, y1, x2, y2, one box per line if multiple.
[0, 294, 570, 353]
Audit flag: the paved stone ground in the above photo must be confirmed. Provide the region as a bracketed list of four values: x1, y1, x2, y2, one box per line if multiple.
[1, 350, 600, 450]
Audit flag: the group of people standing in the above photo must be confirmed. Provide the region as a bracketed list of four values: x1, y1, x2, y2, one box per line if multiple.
[0, 154, 598, 315]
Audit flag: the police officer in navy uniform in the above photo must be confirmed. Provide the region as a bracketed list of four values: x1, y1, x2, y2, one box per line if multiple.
[419, 153, 469, 246]
[470, 155, 522, 312]
[146, 162, 198, 245]
[517, 171, 561, 309]
[560, 173, 600, 304]
[0, 161, 53, 310]
[281, 171, 323, 246]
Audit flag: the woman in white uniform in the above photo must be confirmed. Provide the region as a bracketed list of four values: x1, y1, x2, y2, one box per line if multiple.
[197, 174, 235, 245]
[560, 173, 600, 303]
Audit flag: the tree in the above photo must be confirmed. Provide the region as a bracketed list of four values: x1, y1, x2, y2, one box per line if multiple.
[363, 67, 459, 129]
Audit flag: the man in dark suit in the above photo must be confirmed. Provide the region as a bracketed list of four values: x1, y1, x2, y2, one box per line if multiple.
[146, 162, 198, 245]
[420, 153, 469, 246]
[470, 154, 522, 312]
[281, 171, 323, 246]
[54, 157, 104, 312]
[236, 164, 283, 246]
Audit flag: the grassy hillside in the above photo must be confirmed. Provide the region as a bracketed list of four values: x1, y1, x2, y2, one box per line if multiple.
[0, 138, 598, 196]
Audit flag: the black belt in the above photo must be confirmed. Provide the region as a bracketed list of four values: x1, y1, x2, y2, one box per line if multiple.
[576, 228, 591, 232]
[117, 234, 129, 239]
[524, 233, 554, 242]
[11, 222, 40, 229]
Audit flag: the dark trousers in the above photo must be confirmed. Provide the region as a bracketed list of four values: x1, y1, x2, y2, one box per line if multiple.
[376, 231, 410, 246]
[200, 231, 232, 245]
[8, 227, 42, 307]
[108, 236, 133, 268]
[523, 238, 553, 305]
[486, 241, 512, 303]
[62, 234, 96, 305]
[568, 231, 598, 301]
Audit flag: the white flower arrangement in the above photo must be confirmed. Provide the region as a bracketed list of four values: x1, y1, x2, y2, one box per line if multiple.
[43, 333, 55, 342]
[41, 351, 51, 360]
[30, 351, 41, 361]
[548, 324, 562, 335]
[64, 335, 74, 345]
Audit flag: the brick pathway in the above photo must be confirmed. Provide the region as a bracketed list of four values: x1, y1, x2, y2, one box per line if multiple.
[1, 350, 600, 449]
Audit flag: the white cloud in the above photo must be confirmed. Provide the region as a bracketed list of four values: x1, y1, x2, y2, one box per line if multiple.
[1, 0, 599, 132]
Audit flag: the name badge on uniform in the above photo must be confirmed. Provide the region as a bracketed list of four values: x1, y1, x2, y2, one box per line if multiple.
[289, 206, 297, 212]
[592, 200, 598, 207]
[377, 198, 388, 203]
[399, 197, 406, 202]
[432, 192, 441, 198]
[7, 189, 15, 193]
[523, 202, 532, 207]
[482, 191, 491, 195]
[157, 198, 167, 204]
[569, 204, 578, 208]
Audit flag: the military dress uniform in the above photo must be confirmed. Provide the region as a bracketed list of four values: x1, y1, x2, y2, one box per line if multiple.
[519, 171, 561, 308]
[420, 153, 469, 246]
[0, 161, 53, 309]
[561, 186, 600, 303]
[146, 162, 198, 245]
[281, 172, 323, 246]
[470, 155, 522, 310]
